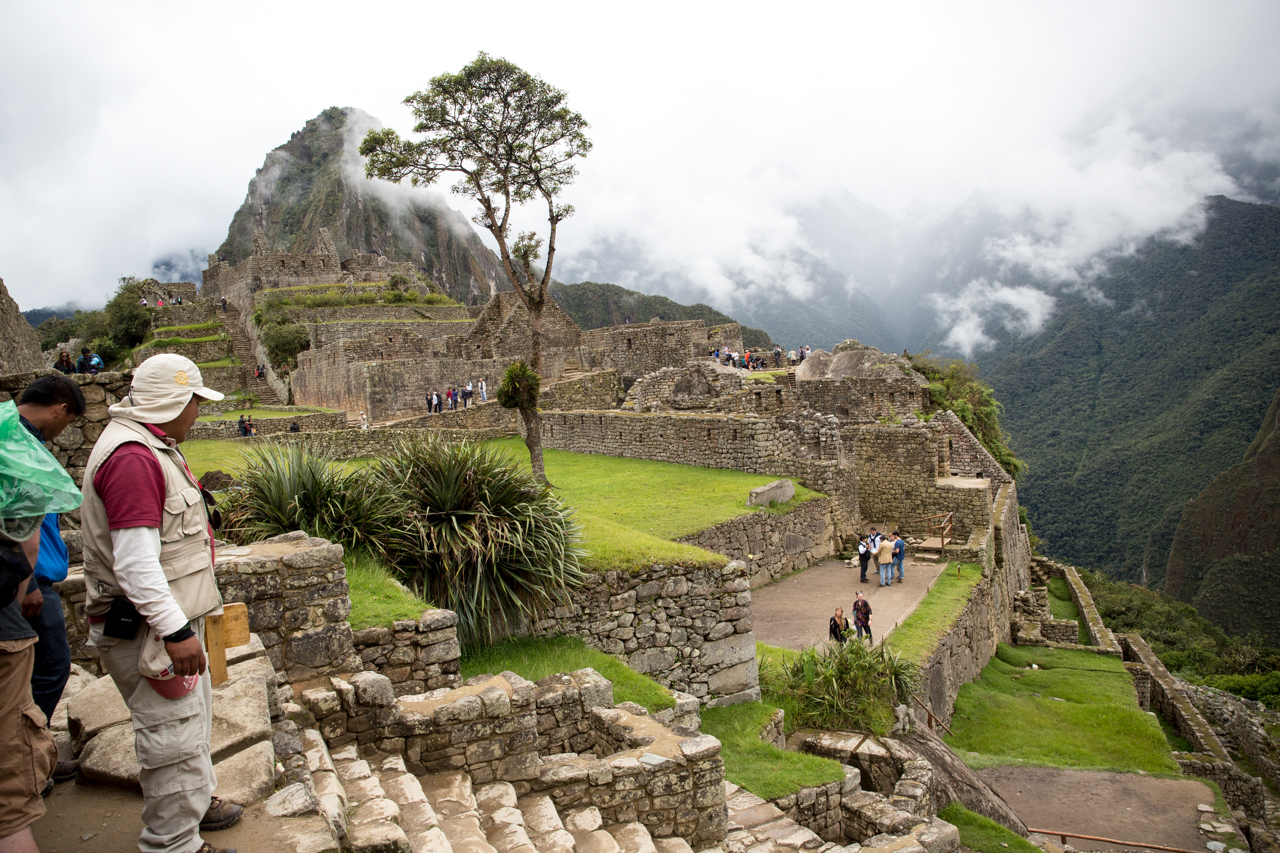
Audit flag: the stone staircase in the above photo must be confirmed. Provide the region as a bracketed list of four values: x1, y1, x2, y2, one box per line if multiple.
[273, 738, 711, 853]
[223, 305, 284, 406]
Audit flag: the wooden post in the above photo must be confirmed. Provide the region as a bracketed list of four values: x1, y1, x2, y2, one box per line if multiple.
[205, 603, 250, 686]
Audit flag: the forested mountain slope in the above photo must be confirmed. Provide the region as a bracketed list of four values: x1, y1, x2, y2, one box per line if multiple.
[978, 196, 1280, 585]
[1163, 386, 1280, 644]
[550, 281, 773, 349]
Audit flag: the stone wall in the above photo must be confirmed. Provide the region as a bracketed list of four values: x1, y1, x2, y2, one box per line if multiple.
[284, 305, 473, 324]
[189, 410, 348, 440]
[532, 561, 760, 707]
[624, 363, 746, 413]
[795, 377, 928, 425]
[296, 669, 729, 848]
[676, 498, 840, 587]
[308, 320, 473, 360]
[350, 611, 462, 696]
[1034, 558, 1116, 651]
[213, 532, 361, 681]
[540, 370, 624, 411]
[579, 321, 733, 384]
[241, 427, 515, 458]
[1, 369, 131, 486]
[395, 401, 520, 432]
[928, 410, 1013, 496]
[137, 336, 232, 364]
[153, 302, 217, 328]
[1116, 634, 1266, 820]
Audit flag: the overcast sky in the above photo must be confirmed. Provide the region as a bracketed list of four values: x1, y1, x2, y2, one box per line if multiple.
[2, 1, 1278, 316]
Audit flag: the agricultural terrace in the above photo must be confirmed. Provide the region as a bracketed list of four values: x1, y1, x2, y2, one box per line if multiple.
[185, 434, 822, 590]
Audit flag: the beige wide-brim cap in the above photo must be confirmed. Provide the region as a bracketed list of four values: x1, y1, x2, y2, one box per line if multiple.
[109, 353, 225, 424]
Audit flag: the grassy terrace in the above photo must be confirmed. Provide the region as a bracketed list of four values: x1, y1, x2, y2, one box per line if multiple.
[700, 701, 844, 800]
[154, 321, 223, 336]
[196, 407, 334, 422]
[945, 644, 1179, 774]
[183, 436, 821, 573]
[1047, 577, 1090, 644]
[195, 357, 240, 369]
[886, 562, 983, 663]
[140, 333, 226, 349]
[461, 636, 676, 713]
[346, 551, 432, 628]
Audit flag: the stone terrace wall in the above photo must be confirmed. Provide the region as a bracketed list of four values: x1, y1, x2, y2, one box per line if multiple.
[540, 370, 625, 411]
[351, 611, 462, 696]
[542, 411, 780, 474]
[152, 302, 217, 328]
[532, 561, 760, 707]
[189, 410, 347, 439]
[677, 498, 840, 587]
[1034, 558, 1117, 651]
[928, 410, 1012, 496]
[298, 669, 728, 847]
[795, 378, 928, 425]
[579, 321, 723, 384]
[1116, 634, 1266, 820]
[241, 427, 514, 458]
[136, 337, 232, 365]
[308, 322, 468, 361]
[285, 305, 473, 324]
[1, 369, 132, 486]
[624, 363, 746, 412]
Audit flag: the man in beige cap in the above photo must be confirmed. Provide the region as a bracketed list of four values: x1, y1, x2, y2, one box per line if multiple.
[78, 354, 240, 853]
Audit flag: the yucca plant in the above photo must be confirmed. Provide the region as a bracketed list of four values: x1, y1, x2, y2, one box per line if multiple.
[776, 639, 922, 734]
[218, 444, 410, 562]
[371, 435, 586, 643]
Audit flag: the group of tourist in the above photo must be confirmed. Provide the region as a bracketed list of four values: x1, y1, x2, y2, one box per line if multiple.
[424, 378, 487, 414]
[0, 356, 245, 853]
[138, 295, 184, 307]
[709, 345, 812, 372]
[827, 528, 909, 646]
[53, 348, 105, 376]
[236, 414, 257, 436]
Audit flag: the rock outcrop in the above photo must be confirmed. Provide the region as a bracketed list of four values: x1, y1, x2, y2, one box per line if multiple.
[0, 276, 43, 374]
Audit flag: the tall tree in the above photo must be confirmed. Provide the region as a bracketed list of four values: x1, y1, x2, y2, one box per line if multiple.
[360, 52, 591, 482]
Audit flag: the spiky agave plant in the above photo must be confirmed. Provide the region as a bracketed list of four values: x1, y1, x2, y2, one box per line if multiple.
[372, 435, 585, 643]
[779, 638, 921, 734]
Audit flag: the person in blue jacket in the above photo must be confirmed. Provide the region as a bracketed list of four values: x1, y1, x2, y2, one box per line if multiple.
[16, 374, 86, 786]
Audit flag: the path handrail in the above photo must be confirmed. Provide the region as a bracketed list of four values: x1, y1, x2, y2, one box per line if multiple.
[911, 694, 953, 735]
[1026, 828, 1202, 853]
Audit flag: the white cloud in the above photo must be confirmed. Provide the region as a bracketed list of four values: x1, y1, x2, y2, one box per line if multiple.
[932, 279, 1058, 356]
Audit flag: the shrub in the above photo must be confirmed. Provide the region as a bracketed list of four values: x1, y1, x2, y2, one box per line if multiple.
[260, 322, 311, 368]
[761, 638, 920, 734]
[370, 436, 585, 642]
[421, 292, 456, 306]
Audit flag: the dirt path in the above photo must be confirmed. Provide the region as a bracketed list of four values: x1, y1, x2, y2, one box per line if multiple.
[980, 766, 1219, 852]
[752, 556, 947, 650]
[32, 781, 294, 853]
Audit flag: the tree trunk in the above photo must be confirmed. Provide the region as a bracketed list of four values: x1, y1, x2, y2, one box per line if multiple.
[520, 404, 547, 484]
[527, 301, 544, 374]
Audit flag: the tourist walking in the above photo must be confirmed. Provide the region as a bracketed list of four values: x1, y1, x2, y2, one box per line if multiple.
[891, 531, 906, 583]
[479, 378, 487, 402]
[828, 607, 850, 644]
[359, 411, 369, 430]
[852, 591, 872, 642]
[875, 535, 894, 586]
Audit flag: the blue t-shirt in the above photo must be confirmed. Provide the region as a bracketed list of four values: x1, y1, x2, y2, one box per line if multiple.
[892, 539, 905, 557]
[34, 512, 68, 583]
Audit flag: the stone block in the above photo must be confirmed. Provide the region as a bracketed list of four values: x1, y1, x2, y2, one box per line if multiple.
[350, 672, 398, 708]
[346, 821, 411, 853]
[699, 634, 754, 668]
[77, 722, 140, 790]
[211, 675, 272, 761]
[68, 674, 129, 752]
[707, 659, 758, 697]
[266, 782, 319, 817]
[213, 740, 277, 804]
[747, 479, 794, 507]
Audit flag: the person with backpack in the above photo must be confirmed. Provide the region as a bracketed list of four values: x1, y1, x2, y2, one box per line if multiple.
[76, 347, 104, 374]
[852, 591, 873, 642]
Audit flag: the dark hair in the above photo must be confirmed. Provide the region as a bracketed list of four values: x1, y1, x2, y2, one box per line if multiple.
[19, 375, 86, 416]
[81, 347, 90, 354]
[892, 530, 900, 536]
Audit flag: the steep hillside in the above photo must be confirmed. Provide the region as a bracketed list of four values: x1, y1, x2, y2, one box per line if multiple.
[978, 196, 1280, 585]
[1163, 386, 1280, 644]
[215, 107, 504, 305]
[0, 277, 43, 374]
[550, 281, 773, 349]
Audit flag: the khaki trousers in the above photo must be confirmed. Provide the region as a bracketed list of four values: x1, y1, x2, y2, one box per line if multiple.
[0, 638, 56, 839]
[97, 618, 215, 853]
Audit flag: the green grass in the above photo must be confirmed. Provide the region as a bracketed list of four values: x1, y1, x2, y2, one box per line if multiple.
[1157, 712, 1194, 752]
[700, 701, 844, 800]
[884, 563, 983, 663]
[945, 644, 1179, 773]
[745, 372, 785, 383]
[937, 802, 1041, 853]
[194, 357, 240, 369]
[756, 642, 807, 734]
[460, 635, 675, 713]
[141, 334, 225, 348]
[181, 439, 371, 479]
[1046, 577, 1090, 644]
[346, 550, 431, 629]
[153, 321, 223, 336]
[197, 408, 322, 422]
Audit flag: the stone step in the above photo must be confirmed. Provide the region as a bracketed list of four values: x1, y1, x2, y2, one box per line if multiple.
[607, 822, 657, 853]
[518, 794, 577, 853]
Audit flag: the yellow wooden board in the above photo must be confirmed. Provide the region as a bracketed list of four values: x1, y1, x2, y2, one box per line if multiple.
[222, 602, 250, 647]
[205, 603, 250, 686]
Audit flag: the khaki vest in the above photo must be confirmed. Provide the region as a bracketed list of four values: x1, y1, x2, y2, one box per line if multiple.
[80, 418, 222, 622]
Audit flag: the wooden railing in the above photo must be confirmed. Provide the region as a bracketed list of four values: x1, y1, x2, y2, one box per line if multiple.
[911, 511, 954, 548]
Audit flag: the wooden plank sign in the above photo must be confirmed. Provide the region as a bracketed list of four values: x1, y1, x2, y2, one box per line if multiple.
[205, 603, 250, 686]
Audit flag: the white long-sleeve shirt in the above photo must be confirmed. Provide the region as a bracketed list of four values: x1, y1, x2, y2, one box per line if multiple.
[109, 526, 189, 638]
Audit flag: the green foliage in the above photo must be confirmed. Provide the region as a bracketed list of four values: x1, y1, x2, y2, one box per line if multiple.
[460, 635, 674, 713]
[1081, 568, 1280, 677]
[346, 549, 431, 630]
[977, 197, 1280, 583]
[218, 438, 586, 643]
[886, 563, 983, 663]
[496, 361, 541, 410]
[548, 281, 773, 349]
[1206, 672, 1280, 711]
[700, 702, 844, 800]
[937, 803, 1042, 853]
[908, 354, 1023, 478]
[35, 276, 156, 367]
[945, 644, 1179, 773]
[259, 322, 311, 368]
[36, 315, 78, 351]
[760, 637, 920, 735]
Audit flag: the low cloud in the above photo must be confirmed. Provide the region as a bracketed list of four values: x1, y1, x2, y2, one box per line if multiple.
[932, 279, 1057, 356]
